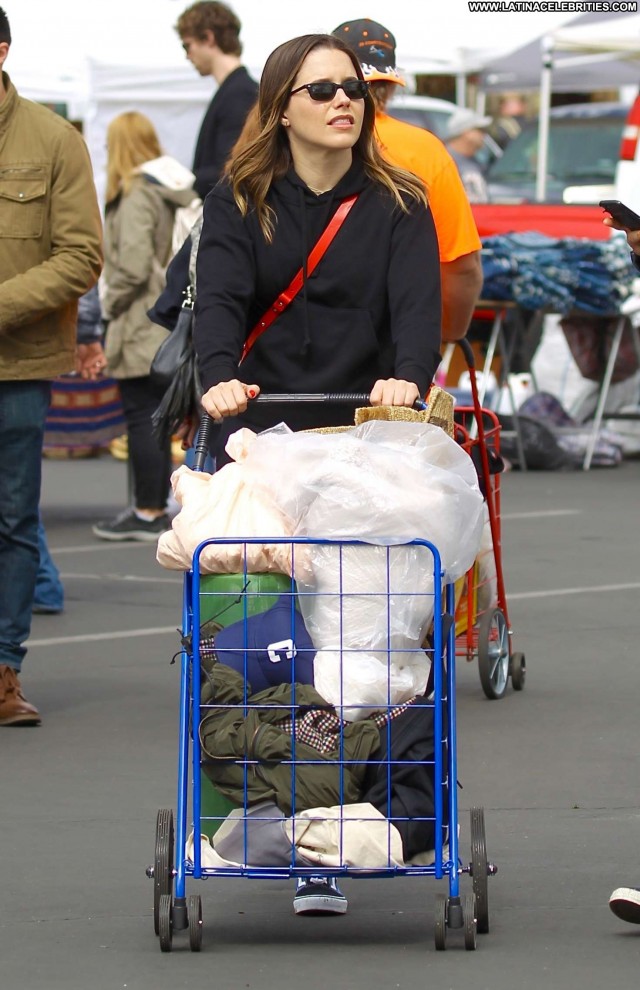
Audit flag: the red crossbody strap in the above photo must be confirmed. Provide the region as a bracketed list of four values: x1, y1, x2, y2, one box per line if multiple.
[240, 193, 358, 363]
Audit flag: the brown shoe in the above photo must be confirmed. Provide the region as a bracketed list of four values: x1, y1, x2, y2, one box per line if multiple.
[0, 665, 41, 726]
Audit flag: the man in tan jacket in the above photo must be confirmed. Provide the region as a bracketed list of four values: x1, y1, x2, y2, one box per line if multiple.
[0, 6, 103, 726]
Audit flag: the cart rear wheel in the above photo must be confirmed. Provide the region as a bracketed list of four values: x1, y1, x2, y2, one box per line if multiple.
[463, 893, 477, 950]
[434, 893, 447, 950]
[510, 651, 526, 691]
[158, 894, 173, 952]
[154, 809, 174, 936]
[478, 608, 509, 699]
[470, 807, 490, 934]
[188, 894, 203, 952]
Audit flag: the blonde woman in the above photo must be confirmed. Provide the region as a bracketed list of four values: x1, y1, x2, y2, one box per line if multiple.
[93, 112, 195, 541]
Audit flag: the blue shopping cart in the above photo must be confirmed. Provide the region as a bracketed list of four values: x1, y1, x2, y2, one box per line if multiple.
[148, 396, 496, 952]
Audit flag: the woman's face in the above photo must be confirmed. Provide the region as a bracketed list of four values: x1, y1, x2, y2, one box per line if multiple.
[282, 48, 366, 160]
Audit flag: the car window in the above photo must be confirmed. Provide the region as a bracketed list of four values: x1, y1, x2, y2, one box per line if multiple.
[386, 106, 452, 140]
[488, 117, 624, 185]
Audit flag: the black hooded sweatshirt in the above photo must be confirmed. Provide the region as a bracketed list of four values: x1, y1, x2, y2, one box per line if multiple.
[194, 159, 441, 446]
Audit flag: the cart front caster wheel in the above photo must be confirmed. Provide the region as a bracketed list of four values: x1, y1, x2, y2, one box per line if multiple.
[470, 806, 490, 934]
[463, 893, 477, 950]
[434, 893, 447, 950]
[158, 894, 173, 952]
[510, 651, 526, 691]
[153, 809, 174, 936]
[188, 894, 203, 952]
[478, 607, 509, 700]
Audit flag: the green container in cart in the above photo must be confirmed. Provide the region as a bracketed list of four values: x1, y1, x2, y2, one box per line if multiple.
[198, 571, 293, 628]
[197, 572, 293, 836]
[200, 774, 240, 839]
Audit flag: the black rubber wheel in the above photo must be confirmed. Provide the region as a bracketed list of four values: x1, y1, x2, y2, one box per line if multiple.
[434, 893, 447, 951]
[510, 651, 526, 691]
[463, 893, 477, 950]
[154, 809, 174, 936]
[158, 894, 173, 952]
[477, 608, 509, 700]
[470, 807, 490, 934]
[188, 894, 203, 952]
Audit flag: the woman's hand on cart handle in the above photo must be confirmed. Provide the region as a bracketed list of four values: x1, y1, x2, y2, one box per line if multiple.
[369, 378, 421, 408]
[201, 380, 261, 421]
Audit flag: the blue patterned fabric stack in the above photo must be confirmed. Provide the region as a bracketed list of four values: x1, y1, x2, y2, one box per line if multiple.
[480, 231, 633, 314]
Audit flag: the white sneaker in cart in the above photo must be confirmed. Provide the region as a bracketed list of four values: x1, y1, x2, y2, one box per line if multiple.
[609, 887, 640, 924]
[293, 877, 348, 915]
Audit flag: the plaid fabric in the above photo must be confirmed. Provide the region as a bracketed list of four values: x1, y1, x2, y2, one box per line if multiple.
[279, 701, 413, 754]
[198, 641, 415, 752]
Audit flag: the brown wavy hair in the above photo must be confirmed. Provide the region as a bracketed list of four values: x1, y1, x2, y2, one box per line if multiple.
[226, 34, 427, 241]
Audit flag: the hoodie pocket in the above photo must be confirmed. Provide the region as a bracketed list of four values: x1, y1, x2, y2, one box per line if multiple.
[0, 166, 47, 239]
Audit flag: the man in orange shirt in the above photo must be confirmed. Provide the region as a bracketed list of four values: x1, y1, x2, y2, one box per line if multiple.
[333, 18, 483, 341]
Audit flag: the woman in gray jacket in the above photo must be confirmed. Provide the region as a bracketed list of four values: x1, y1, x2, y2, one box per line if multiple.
[93, 112, 196, 542]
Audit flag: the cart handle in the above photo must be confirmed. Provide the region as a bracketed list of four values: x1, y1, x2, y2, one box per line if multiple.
[192, 392, 427, 470]
[456, 337, 475, 369]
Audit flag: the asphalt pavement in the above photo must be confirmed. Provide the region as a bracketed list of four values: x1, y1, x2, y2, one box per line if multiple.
[2, 450, 640, 990]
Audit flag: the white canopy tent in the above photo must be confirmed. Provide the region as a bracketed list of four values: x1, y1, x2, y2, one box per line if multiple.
[481, 11, 640, 92]
[6, 1, 584, 200]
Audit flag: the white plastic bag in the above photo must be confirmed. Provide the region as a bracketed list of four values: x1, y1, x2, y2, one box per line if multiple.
[240, 420, 484, 714]
[242, 420, 484, 578]
[313, 648, 429, 722]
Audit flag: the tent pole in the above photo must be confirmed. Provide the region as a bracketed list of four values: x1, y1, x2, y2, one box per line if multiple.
[456, 72, 467, 107]
[535, 36, 553, 202]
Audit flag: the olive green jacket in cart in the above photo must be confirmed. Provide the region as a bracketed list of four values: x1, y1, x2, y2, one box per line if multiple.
[0, 73, 103, 380]
[199, 662, 381, 816]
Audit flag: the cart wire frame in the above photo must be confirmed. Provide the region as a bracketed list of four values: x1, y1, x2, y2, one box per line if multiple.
[170, 538, 464, 918]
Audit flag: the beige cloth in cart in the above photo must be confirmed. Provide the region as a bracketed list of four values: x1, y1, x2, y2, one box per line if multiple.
[186, 802, 404, 870]
[156, 457, 294, 575]
[284, 804, 404, 868]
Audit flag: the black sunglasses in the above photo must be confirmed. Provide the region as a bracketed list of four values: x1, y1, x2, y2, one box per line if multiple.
[289, 79, 369, 102]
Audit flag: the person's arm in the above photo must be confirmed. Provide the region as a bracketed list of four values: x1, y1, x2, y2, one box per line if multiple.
[386, 198, 442, 397]
[193, 188, 259, 419]
[76, 285, 102, 343]
[422, 154, 483, 340]
[441, 250, 484, 341]
[0, 126, 102, 333]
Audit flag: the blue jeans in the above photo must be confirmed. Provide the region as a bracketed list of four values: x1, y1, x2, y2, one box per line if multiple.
[35, 516, 64, 611]
[0, 380, 51, 672]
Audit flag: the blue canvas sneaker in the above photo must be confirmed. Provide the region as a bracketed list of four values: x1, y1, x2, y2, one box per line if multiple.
[293, 877, 348, 915]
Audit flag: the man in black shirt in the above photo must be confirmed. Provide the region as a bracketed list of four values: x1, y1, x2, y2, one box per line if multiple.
[175, 1, 258, 200]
